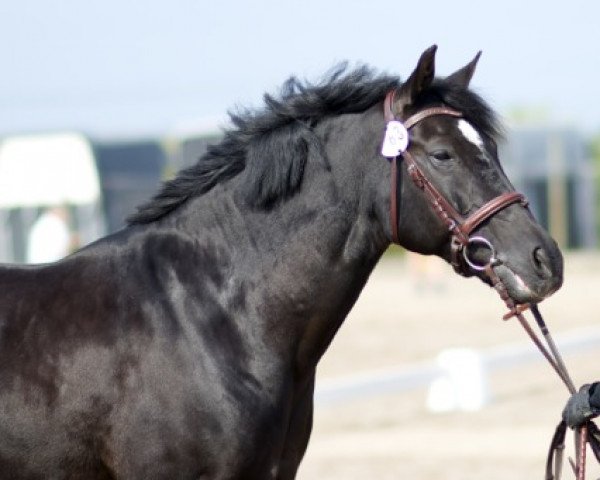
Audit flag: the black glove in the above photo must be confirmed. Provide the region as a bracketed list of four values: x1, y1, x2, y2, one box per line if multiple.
[562, 382, 600, 429]
[590, 382, 600, 410]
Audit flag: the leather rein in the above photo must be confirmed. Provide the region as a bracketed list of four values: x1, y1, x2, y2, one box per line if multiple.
[381, 89, 599, 479]
[383, 89, 527, 275]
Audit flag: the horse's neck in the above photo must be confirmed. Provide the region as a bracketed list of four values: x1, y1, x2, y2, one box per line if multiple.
[163, 108, 388, 376]
[229, 197, 385, 376]
[229, 129, 388, 373]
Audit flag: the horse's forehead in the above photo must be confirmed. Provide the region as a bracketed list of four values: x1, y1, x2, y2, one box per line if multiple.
[456, 119, 484, 150]
[418, 117, 485, 152]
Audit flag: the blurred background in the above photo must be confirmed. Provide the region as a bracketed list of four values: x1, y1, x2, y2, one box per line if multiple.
[1, 0, 599, 478]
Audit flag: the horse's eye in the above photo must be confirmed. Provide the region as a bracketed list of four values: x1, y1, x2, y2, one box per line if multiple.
[430, 150, 453, 161]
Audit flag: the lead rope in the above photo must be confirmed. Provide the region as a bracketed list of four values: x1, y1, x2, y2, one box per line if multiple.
[483, 264, 590, 480]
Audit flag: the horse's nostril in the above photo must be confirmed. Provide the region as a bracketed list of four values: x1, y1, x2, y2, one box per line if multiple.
[533, 247, 553, 279]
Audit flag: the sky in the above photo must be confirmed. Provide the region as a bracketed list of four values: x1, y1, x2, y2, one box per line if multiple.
[1, 0, 599, 137]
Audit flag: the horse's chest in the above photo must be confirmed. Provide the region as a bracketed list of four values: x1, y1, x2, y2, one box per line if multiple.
[186, 384, 297, 478]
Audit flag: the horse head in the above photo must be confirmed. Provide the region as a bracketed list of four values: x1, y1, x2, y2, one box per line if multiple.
[387, 45, 563, 304]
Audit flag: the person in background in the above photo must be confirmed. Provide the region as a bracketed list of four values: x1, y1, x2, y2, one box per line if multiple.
[26, 205, 76, 264]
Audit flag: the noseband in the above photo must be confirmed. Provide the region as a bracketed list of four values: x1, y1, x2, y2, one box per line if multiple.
[383, 90, 528, 275]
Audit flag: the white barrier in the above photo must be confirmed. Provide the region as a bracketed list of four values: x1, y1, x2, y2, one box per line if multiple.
[315, 326, 600, 408]
[426, 348, 489, 412]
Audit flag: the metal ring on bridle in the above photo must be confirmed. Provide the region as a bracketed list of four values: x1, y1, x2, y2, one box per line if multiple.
[462, 236, 497, 271]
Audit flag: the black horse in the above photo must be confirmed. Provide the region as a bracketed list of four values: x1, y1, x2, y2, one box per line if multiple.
[0, 46, 562, 479]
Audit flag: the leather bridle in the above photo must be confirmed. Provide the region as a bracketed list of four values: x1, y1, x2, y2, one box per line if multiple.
[383, 90, 528, 275]
[382, 89, 600, 479]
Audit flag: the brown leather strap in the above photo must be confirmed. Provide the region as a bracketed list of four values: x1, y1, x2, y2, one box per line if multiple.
[384, 90, 462, 126]
[383, 90, 396, 123]
[407, 161, 527, 248]
[404, 107, 462, 129]
[546, 420, 567, 480]
[459, 192, 528, 237]
[403, 150, 467, 240]
[390, 156, 399, 244]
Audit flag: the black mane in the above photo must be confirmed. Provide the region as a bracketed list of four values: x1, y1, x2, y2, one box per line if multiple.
[128, 66, 500, 225]
[127, 65, 399, 224]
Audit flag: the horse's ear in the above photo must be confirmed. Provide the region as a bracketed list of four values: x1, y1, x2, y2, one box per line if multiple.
[446, 51, 482, 88]
[398, 45, 437, 105]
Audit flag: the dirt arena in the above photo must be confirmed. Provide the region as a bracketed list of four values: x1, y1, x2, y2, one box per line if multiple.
[297, 251, 600, 480]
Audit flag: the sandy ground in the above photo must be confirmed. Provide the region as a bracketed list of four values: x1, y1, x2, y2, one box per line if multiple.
[296, 251, 600, 480]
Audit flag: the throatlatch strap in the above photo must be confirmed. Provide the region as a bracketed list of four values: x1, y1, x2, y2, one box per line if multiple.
[390, 157, 400, 244]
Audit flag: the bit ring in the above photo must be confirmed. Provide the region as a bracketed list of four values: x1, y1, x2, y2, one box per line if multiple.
[463, 236, 497, 271]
